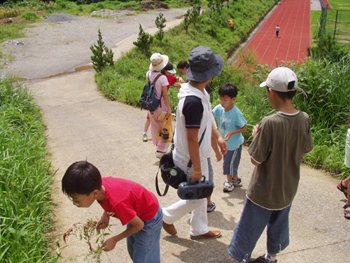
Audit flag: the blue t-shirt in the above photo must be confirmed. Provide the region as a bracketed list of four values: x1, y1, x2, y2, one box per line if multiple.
[213, 105, 247, 151]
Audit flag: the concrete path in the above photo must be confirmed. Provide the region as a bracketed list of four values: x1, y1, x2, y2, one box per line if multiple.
[22, 7, 350, 263]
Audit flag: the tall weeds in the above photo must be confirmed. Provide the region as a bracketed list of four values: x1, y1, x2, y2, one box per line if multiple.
[0, 78, 57, 262]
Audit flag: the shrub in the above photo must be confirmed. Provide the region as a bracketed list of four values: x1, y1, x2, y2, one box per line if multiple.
[133, 24, 153, 56]
[19, 11, 42, 22]
[90, 28, 114, 73]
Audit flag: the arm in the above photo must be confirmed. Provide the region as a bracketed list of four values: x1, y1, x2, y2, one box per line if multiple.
[161, 85, 172, 116]
[187, 128, 202, 181]
[96, 211, 110, 231]
[250, 124, 260, 166]
[211, 122, 228, 156]
[225, 124, 247, 141]
[101, 215, 144, 251]
[211, 135, 222, 161]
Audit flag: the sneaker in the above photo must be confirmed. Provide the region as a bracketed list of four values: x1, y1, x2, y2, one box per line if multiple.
[143, 134, 148, 142]
[156, 151, 165, 158]
[207, 202, 216, 213]
[223, 181, 234, 192]
[249, 255, 277, 263]
[232, 178, 242, 187]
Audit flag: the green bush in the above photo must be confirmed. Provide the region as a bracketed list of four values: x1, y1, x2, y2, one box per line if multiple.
[19, 11, 42, 22]
[0, 78, 56, 262]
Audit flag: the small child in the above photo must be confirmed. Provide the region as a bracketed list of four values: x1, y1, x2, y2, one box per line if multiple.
[213, 83, 247, 192]
[61, 161, 163, 263]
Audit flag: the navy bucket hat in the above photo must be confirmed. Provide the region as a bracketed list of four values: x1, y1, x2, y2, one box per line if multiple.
[186, 46, 224, 82]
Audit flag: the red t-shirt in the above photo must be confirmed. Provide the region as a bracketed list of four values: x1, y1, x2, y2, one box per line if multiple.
[166, 74, 177, 90]
[98, 177, 159, 225]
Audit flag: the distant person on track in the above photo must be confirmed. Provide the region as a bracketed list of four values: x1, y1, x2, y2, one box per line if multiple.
[228, 67, 313, 263]
[337, 111, 350, 220]
[146, 53, 172, 158]
[275, 24, 280, 37]
[62, 161, 163, 263]
[162, 46, 227, 239]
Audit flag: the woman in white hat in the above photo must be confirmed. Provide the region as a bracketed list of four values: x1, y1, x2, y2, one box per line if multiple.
[147, 53, 172, 158]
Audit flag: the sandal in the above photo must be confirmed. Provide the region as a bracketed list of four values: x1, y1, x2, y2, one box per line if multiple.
[337, 181, 348, 198]
[344, 204, 350, 220]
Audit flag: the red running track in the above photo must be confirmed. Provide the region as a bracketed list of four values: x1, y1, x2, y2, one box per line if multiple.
[243, 0, 310, 67]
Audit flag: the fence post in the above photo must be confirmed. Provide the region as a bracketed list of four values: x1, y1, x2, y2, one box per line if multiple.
[333, 10, 338, 40]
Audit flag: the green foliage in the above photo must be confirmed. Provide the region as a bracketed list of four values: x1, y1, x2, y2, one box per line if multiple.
[90, 28, 114, 73]
[19, 11, 42, 22]
[155, 12, 166, 42]
[0, 78, 57, 262]
[133, 24, 153, 56]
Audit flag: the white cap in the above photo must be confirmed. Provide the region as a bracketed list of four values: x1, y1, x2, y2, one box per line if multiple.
[260, 67, 306, 97]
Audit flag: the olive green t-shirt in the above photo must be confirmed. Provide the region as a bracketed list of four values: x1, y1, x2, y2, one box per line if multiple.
[247, 111, 313, 210]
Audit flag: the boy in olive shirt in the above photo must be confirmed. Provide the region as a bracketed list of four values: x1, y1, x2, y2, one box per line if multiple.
[228, 67, 313, 263]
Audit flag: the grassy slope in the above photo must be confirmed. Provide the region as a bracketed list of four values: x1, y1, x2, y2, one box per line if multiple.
[0, 78, 56, 262]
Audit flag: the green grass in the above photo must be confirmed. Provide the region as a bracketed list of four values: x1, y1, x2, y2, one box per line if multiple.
[328, 0, 350, 10]
[0, 78, 57, 262]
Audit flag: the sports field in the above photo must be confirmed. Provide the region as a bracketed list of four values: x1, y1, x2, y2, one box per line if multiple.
[244, 0, 311, 67]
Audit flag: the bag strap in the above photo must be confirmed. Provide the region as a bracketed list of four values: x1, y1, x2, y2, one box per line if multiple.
[187, 128, 207, 168]
[149, 73, 163, 109]
[155, 167, 169, 196]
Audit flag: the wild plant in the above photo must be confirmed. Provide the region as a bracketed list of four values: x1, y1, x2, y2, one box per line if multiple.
[90, 28, 114, 73]
[59, 218, 111, 263]
[155, 12, 166, 42]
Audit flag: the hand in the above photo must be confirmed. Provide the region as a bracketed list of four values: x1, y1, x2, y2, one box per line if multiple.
[225, 132, 232, 141]
[167, 108, 172, 116]
[96, 213, 110, 231]
[215, 152, 222, 162]
[191, 172, 202, 181]
[252, 124, 259, 137]
[101, 236, 118, 251]
[217, 137, 228, 155]
[174, 83, 181, 88]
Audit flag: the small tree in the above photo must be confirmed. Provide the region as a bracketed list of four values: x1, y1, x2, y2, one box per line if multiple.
[183, 9, 192, 33]
[155, 12, 166, 42]
[133, 24, 153, 55]
[90, 28, 114, 73]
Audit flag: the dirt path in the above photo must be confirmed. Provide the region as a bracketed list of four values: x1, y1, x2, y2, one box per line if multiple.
[6, 8, 350, 263]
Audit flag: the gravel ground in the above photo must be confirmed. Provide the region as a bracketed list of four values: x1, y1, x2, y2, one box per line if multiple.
[0, 8, 187, 80]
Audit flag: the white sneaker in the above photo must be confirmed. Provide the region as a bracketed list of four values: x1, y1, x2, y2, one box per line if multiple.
[143, 134, 148, 142]
[223, 181, 234, 192]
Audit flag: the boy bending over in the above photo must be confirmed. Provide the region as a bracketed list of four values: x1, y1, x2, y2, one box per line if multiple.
[62, 161, 163, 263]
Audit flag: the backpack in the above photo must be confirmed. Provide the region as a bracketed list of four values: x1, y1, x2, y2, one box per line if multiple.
[139, 73, 162, 112]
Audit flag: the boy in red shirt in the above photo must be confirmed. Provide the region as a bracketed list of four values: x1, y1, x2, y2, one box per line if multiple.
[62, 161, 162, 263]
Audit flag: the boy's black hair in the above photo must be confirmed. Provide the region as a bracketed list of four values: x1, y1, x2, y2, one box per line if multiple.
[266, 82, 297, 101]
[177, 60, 189, 69]
[219, 83, 238, 98]
[61, 161, 102, 195]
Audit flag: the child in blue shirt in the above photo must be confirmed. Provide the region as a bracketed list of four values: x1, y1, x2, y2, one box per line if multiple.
[213, 83, 247, 192]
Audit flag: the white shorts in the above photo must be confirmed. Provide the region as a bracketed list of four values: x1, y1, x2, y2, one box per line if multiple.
[344, 129, 350, 167]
